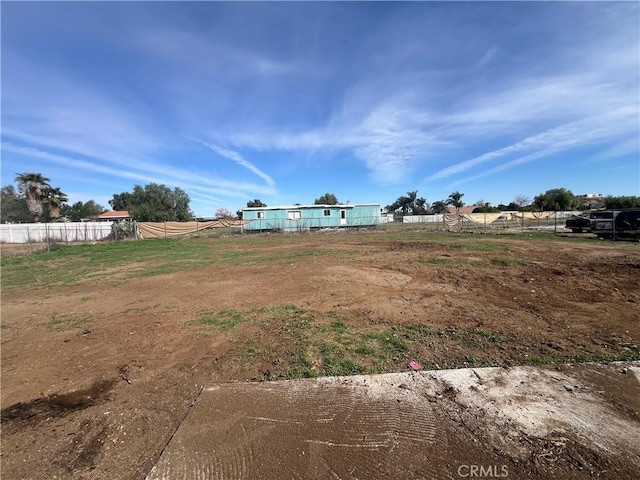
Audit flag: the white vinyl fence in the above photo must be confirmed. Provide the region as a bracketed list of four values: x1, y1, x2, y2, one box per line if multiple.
[0, 222, 114, 244]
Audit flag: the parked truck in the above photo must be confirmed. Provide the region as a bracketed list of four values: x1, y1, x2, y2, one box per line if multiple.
[565, 215, 592, 233]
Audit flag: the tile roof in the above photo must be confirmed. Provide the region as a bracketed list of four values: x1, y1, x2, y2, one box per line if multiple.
[97, 210, 130, 218]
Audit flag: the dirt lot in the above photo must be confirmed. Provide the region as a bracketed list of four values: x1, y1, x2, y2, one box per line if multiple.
[1, 231, 639, 479]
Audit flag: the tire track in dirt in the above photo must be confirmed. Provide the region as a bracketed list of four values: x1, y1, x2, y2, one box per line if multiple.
[147, 378, 449, 480]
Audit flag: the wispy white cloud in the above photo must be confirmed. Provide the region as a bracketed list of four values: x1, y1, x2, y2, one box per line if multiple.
[433, 106, 638, 186]
[587, 138, 640, 164]
[132, 28, 302, 87]
[3, 143, 158, 184]
[198, 141, 275, 188]
[1, 52, 277, 211]
[220, 95, 449, 184]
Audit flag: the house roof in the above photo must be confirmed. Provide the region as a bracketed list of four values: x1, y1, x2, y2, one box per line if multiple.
[243, 204, 379, 211]
[447, 206, 477, 214]
[97, 210, 130, 218]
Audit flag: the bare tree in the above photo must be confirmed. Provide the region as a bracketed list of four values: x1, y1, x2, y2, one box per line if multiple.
[215, 208, 235, 220]
[514, 194, 530, 207]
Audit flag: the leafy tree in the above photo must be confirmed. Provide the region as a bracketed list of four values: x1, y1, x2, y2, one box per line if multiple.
[43, 187, 69, 222]
[446, 191, 465, 214]
[431, 200, 448, 214]
[385, 200, 400, 214]
[60, 200, 106, 222]
[472, 206, 500, 213]
[109, 192, 133, 211]
[314, 193, 339, 205]
[172, 187, 192, 221]
[215, 208, 235, 220]
[495, 202, 521, 211]
[109, 184, 194, 221]
[247, 199, 267, 207]
[0, 185, 31, 223]
[533, 188, 579, 211]
[604, 196, 640, 209]
[15, 173, 51, 222]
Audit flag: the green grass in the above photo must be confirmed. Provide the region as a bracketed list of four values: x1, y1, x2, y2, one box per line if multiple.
[2, 227, 617, 290]
[245, 347, 261, 359]
[0, 237, 335, 290]
[1, 239, 216, 288]
[190, 298, 640, 379]
[330, 320, 348, 333]
[353, 344, 376, 355]
[191, 304, 640, 380]
[522, 355, 553, 366]
[197, 304, 387, 379]
[362, 331, 409, 353]
[321, 355, 365, 376]
[452, 243, 509, 252]
[471, 329, 505, 343]
[492, 257, 530, 266]
[421, 257, 453, 265]
[198, 309, 247, 331]
[258, 304, 305, 320]
[46, 313, 91, 331]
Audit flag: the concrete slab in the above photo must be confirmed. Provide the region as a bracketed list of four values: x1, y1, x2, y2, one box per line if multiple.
[147, 362, 640, 479]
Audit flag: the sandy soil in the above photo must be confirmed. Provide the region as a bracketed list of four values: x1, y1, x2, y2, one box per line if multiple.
[1, 233, 639, 479]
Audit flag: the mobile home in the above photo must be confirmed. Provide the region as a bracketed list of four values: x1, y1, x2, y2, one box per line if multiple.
[242, 204, 381, 232]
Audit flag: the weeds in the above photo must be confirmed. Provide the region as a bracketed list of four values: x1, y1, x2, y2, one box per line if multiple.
[493, 257, 529, 266]
[47, 313, 91, 331]
[421, 257, 452, 265]
[199, 309, 246, 331]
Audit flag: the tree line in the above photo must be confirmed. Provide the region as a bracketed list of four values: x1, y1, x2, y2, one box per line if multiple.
[1, 173, 196, 223]
[385, 191, 468, 215]
[3, 174, 639, 224]
[384, 188, 640, 216]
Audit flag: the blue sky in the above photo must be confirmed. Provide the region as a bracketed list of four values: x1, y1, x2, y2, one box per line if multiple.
[2, 1, 639, 216]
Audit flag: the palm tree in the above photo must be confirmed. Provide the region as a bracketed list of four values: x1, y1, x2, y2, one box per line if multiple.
[397, 191, 417, 215]
[15, 173, 51, 222]
[385, 201, 400, 214]
[446, 191, 465, 214]
[405, 191, 418, 214]
[432, 200, 448, 214]
[414, 197, 428, 214]
[44, 187, 69, 222]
